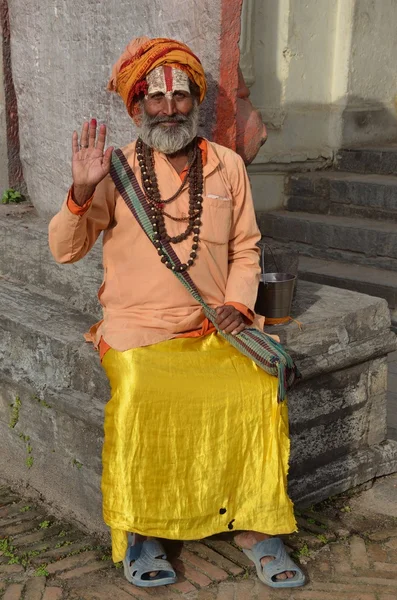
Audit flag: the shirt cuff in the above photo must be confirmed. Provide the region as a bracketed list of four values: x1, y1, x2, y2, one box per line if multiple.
[66, 185, 94, 216]
[224, 301, 254, 324]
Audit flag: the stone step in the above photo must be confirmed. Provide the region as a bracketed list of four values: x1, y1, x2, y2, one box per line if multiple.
[1, 275, 397, 539]
[287, 171, 397, 222]
[0, 209, 103, 317]
[258, 210, 397, 271]
[336, 144, 397, 175]
[0, 277, 107, 400]
[298, 256, 397, 308]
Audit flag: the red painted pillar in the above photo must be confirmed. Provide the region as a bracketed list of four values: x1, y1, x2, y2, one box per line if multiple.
[213, 0, 243, 151]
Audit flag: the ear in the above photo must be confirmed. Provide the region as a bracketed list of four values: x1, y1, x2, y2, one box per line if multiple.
[131, 102, 143, 126]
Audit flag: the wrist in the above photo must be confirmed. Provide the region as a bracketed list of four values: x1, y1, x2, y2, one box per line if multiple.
[72, 183, 96, 206]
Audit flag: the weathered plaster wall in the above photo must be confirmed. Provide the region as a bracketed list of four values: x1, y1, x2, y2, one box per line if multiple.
[240, 0, 397, 211]
[8, 0, 223, 216]
[342, 0, 397, 145]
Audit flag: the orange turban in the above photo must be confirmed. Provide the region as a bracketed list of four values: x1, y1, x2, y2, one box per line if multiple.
[108, 37, 207, 118]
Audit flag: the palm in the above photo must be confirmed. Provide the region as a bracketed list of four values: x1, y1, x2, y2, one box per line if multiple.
[73, 147, 109, 187]
[72, 120, 113, 188]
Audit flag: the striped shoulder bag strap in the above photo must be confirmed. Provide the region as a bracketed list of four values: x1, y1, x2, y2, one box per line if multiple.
[110, 148, 301, 401]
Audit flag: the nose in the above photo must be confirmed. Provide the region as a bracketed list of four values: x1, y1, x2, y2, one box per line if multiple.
[163, 96, 177, 116]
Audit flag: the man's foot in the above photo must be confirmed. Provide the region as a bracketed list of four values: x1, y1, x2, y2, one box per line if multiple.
[127, 535, 158, 579]
[124, 536, 177, 587]
[234, 531, 294, 580]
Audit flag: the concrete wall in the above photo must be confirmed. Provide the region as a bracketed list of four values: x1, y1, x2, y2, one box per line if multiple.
[242, 0, 397, 211]
[8, 0, 223, 216]
[342, 0, 397, 146]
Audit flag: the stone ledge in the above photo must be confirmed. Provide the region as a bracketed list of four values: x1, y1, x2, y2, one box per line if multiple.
[267, 281, 396, 379]
[0, 276, 396, 531]
[0, 213, 102, 317]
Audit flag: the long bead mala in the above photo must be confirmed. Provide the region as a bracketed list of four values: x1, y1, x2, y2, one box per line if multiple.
[136, 137, 204, 272]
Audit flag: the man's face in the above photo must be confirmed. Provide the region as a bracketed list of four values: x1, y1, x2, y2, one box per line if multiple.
[137, 66, 199, 154]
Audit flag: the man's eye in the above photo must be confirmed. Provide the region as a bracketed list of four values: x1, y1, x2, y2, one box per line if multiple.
[150, 94, 164, 100]
[174, 92, 188, 99]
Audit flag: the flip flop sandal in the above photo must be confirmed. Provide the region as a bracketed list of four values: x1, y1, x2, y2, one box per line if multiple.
[123, 533, 144, 584]
[242, 537, 306, 588]
[129, 538, 177, 588]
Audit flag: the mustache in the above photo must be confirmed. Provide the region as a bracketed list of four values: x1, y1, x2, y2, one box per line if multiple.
[148, 114, 189, 126]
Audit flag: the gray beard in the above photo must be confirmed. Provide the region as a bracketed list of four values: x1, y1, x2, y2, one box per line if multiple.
[138, 101, 199, 154]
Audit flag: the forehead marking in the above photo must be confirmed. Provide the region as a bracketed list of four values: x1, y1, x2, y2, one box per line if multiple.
[163, 66, 173, 93]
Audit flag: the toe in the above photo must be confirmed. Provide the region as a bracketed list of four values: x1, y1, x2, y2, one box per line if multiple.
[286, 570, 295, 579]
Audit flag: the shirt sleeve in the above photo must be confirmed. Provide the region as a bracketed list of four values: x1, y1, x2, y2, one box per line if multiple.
[224, 153, 261, 312]
[66, 185, 94, 215]
[48, 176, 115, 264]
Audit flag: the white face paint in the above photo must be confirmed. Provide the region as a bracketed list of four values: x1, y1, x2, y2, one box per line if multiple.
[146, 66, 191, 99]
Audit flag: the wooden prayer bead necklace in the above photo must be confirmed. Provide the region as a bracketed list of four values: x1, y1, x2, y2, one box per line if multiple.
[136, 137, 204, 272]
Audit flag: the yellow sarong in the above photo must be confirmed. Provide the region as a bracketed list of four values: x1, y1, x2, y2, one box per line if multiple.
[102, 333, 296, 562]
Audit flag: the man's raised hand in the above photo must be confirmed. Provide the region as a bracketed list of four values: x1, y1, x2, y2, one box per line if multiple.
[72, 119, 114, 206]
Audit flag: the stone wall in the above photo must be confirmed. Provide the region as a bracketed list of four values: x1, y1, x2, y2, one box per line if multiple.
[7, 0, 223, 216]
[1, 209, 396, 532]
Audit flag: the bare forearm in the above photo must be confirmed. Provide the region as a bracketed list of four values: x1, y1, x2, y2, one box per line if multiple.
[72, 184, 96, 206]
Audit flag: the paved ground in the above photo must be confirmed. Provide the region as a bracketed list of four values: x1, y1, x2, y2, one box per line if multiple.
[2, 475, 397, 600]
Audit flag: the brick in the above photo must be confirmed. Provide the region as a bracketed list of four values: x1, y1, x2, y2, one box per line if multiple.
[339, 576, 397, 588]
[385, 538, 397, 550]
[39, 539, 96, 561]
[350, 536, 370, 569]
[292, 589, 376, 600]
[373, 562, 397, 577]
[173, 557, 212, 587]
[76, 582, 144, 600]
[216, 582, 235, 600]
[1, 518, 41, 537]
[317, 561, 331, 573]
[46, 550, 99, 573]
[330, 543, 352, 574]
[42, 588, 63, 600]
[234, 580, 255, 599]
[169, 579, 196, 594]
[3, 584, 24, 600]
[367, 543, 388, 562]
[368, 528, 397, 541]
[0, 500, 32, 519]
[58, 561, 108, 580]
[113, 580, 154, 597]
[196, 591, 217, 600]
[0, 564, 24, 574]
[186, 541, 243, 576]
[180, 548, 228, 581]
[14, 525, 68, 547]
[204, 540, 252, 569]
[0, 510, 42, 528]
[24, 577, 46, 600]
[254, 580, 273, 599]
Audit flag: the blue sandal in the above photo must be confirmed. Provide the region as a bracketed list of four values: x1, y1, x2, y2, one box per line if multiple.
[124, 537, 177, 588]
[242, 537, 306, 588]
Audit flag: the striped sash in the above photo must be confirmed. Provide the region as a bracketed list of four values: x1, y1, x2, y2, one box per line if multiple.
[110, 148, 301, 401]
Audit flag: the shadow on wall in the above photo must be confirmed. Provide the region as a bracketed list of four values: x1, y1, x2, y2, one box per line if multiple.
[341, 95, 397, 147]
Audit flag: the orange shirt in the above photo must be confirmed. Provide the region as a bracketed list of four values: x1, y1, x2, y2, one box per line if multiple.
[49, 138, 264, 354]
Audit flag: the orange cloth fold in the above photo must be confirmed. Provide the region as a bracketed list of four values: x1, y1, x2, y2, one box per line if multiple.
[107, 37, 207, 117]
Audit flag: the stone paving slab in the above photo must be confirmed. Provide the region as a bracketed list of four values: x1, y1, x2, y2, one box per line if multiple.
[3, 477, 397, 600]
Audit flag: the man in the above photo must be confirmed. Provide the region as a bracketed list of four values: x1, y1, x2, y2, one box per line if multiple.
[49, 37, 305, 590]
